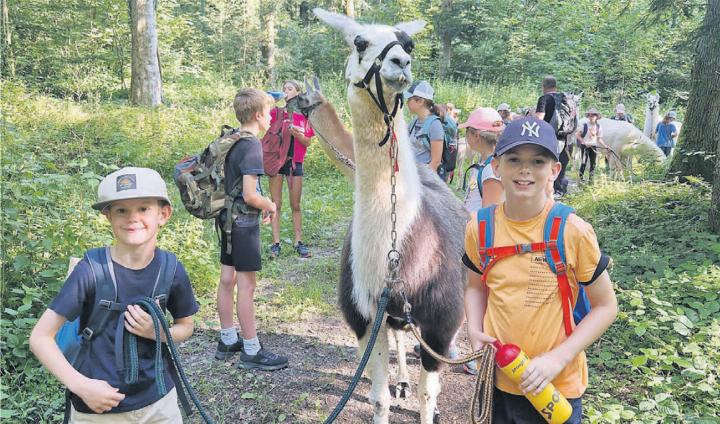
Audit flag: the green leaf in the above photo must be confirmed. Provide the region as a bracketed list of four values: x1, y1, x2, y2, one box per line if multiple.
[631, 355, 647, 367]
[241, 392, 257, 399]
[673, 321, 691, 336]
[13, 255, 31, 271]
[634, 325, 647, 337]
[639, 400, 656, 411]
[620, 410, 636, 420]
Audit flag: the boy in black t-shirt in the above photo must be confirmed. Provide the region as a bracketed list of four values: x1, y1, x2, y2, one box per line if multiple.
[29, 167, 200, 422]
[214, 88, 288, 370]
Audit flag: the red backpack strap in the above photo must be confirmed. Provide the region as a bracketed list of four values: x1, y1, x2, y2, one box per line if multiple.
[476, 205, 497, 278]
[544, 202, 575, 336]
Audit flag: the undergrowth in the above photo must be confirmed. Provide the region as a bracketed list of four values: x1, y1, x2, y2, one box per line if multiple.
[2, 79, 718, 422]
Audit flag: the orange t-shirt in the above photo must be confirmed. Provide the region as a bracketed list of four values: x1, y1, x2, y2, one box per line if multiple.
[464, 200, 604, 398]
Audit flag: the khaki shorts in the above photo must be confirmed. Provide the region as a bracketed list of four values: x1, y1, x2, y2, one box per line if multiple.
[70, 388, 182, 423]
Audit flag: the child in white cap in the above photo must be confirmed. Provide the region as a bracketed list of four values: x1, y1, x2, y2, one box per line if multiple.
[30, 167, 200, 423]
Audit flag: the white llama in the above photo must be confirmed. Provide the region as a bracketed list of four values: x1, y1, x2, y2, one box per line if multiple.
[314, 9, 468, 424]
[578, 116, 666, 172]
[643, 93, 661, 138]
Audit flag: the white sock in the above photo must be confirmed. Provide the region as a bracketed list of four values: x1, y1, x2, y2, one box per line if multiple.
[243, 336, 261, 356]
[220, 328, 238, 345]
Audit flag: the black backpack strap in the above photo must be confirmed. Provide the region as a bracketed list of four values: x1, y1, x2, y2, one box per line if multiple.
[81, 247, 122, 342]
[463, 163, 481, 191]
[64, 247, 122, 424]
[151, 250, 177, 310]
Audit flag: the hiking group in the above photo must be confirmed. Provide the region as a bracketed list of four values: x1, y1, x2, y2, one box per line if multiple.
[27, 51, 622, 422]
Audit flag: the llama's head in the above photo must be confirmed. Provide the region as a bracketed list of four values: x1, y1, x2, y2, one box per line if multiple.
[314, 8, 425, 97]
[646, 93, 660, 111]
[296, 76, 325, 118]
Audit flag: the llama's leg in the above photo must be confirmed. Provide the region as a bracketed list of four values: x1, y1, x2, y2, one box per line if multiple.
[392, 329, 410, 399]
[418, 367, 441, 424]
[358, 321, 391, 424]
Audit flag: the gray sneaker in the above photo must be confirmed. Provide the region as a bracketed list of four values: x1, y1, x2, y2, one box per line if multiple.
[269, 243, 281, 259]
[215, 337, 243, 360]
[295, 241, 312, 258]
[237, 348, 288, 371]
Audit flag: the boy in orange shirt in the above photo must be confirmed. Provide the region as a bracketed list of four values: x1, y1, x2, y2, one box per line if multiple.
[463, 117, 618, 423]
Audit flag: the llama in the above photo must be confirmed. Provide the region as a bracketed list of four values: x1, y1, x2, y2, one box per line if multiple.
[314, 9, 467, 424]
[643, 93, 661, 138]
[297, 77, 356, 182]
[578, 116, 666, 173]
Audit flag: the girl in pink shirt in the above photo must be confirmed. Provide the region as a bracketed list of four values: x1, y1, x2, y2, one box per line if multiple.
[268, 80, 315, 258]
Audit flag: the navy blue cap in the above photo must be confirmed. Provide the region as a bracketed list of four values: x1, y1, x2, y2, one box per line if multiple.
[495, 116, 560, 160]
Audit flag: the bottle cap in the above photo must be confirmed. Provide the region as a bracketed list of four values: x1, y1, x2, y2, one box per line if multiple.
[494, 341, 522, 367]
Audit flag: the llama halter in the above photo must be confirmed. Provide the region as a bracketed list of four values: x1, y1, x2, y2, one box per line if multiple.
[353, 39, 411, 147]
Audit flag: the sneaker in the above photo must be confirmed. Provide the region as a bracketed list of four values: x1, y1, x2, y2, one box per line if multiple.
[295, 241, 312, 258]
[269, 243, 281, 259]
[214, 337, 243, 360]
[237, 348, 289, 371]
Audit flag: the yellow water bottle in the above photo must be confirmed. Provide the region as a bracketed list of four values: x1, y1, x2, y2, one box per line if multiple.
[493, 340, 572, 423]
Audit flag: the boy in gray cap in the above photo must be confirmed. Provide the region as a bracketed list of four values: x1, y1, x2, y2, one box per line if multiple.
[463, 117, 618, 423]
[30, 167, 199, 423]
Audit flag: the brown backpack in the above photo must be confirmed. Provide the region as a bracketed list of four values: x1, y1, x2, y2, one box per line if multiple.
[261, 107, 293, 176]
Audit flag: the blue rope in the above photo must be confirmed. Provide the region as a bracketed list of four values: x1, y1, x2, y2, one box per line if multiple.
[323, 287, 391, 424]
[124, 298, 215, 424]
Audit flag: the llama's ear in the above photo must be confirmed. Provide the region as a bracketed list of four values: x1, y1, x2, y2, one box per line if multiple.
[313, 8, 361, 41]
[394, 20, 426, 37]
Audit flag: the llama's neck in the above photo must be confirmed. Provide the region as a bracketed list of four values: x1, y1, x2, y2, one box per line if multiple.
[347, 86, 421, 215]
[346, 85, 422, 314]
[644, 105, 660, 137]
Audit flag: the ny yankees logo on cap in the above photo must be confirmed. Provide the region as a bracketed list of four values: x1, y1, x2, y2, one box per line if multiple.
[521, 121, 540, 138]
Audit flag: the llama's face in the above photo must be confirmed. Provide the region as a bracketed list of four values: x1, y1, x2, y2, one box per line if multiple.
[296, 77, 324, 117]
[314, 8, 425, 95]
[646, 93, 659, 111]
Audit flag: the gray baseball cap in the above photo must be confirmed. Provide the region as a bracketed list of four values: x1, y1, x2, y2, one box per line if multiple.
[92, 167, 171, 211]
[495, 117, 560, 160]
[497, 103, 511, 112]
[403, 80, 434, 101]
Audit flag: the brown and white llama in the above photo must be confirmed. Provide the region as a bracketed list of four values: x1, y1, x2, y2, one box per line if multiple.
[314, 9, 467, 424]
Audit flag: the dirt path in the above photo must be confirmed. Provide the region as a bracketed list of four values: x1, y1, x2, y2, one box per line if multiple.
[181, 313, 481, 423]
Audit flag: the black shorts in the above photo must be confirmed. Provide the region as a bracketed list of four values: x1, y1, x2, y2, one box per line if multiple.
[278, 160, 304, 177]
[492, 387, 582, 424]
[219, 215, 261, 272]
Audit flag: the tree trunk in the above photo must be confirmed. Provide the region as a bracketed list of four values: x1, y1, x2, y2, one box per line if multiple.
[260, 4, 276, 85]
[130, 0, 162, 106]
[1, 0, 14, 77]
[345, 0, 355, 17]
[668, 0, 720, 181]
[711, 143, 720, 233]
[438, 0, 453, 78]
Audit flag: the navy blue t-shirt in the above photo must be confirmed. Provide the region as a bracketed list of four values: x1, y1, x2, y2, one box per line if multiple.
[49, 249, 200, 414]
[219, 134, 264, 227]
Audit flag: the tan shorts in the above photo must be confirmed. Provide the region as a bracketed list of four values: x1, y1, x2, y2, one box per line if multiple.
[70, 387, 182, 424]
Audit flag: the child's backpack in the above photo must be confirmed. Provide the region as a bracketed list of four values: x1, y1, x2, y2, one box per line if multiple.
[548, 93, 579, 140]
[261, 107, 293, 176]
[55, 247, 190, 423]
[462, 155, 494, 196]
[410, 115, 459, 172]
[475, 203, 592, 336]
[174, 125, 250, 219]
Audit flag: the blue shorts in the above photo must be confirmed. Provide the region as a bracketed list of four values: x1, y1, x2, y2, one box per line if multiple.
[492, 387, 582, 423]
